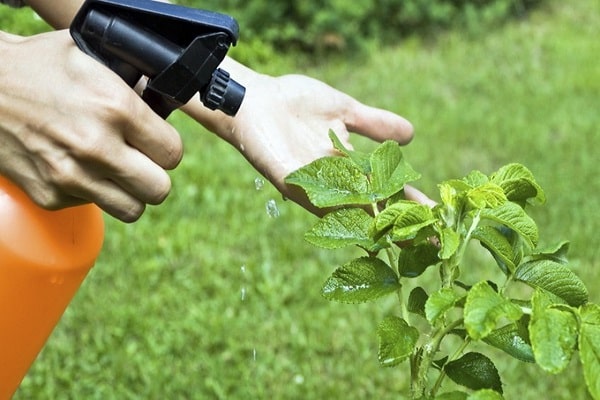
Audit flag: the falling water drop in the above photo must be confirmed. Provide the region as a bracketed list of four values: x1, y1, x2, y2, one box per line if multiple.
[254, 177, 265, 191]
[265, 199, 280, 218]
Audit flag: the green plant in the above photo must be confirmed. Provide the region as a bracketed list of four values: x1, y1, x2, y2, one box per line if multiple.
[285, 132, 600, 399]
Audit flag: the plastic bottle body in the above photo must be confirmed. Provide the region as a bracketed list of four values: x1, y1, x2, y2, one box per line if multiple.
[0, 176, 104, 398]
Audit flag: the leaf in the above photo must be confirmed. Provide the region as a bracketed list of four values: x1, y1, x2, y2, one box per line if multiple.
[304, 208, 375, 250]
[490, 163, 545, 205]
[482, 322, 535, 363]
[328, 130, 371, 173]
[467, 389, 505, 400]
[426, 288, 462, 325]
[514, 259, 588, 307]
[285, 156, 372, 207]
[529, 290, 579, 374]
[377, 316, 419, 367]
[408, 287, 428, 317]
[322, 257, 400, 303]
[373, 201, 436, 242]
[466, 182, 507, 210]
[436, 392, 469, 400]
[438, 226, 461, 260]
[472, 226, 516, 275]
[527, 241, 570, 264]
[398, 243, 440, 278]
[369, 141, 421, 200]
[480, 201, 538, 248]
[579, 304, 600, 400]
[464, 281, 523, 340]
[463, 170, 489, 187]
[444, 352, 503, 394]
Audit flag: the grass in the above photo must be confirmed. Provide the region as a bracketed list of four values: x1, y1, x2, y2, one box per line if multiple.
[12, 0, 600, 398]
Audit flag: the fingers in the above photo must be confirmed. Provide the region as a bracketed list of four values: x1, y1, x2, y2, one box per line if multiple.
[404, 184, 437, 208]
[344, 99, 414, 145]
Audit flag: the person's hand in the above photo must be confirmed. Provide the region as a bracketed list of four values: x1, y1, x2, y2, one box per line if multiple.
[0, 30, 183, 222]
[184, 59, 434, 213]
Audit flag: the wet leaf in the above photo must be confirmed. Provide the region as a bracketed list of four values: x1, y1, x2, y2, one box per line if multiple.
[464, 281, 523, 340]
[377, 316, 419, 367]
[444, 352, 503, 394]
[435, 391, 468, 400]
[480, 201, 538, 248]
[529, 290, 578, 374]
[482, 322, 535, 363]
[373, 201, 435, 242]
[304, 208, 375, 250]
[526, 241, 570, 264]
[370, 141, 420, 200]
[472, 226, 516, 274]
[328, 130, 370, 173]
[438, 226, 461, 260]
[467, 389, 505, 400]
[490, 163, 545, 205]
[426, 288, 462, 325]
[398, 243, 440, 278]
[322, 257, 399, 303]
[466, 182, 507, 210]
[579, 304, 600, 399]
[285, 156, 372, 207]
[515, 259, 588, 307]
[408, 287, 428, 317]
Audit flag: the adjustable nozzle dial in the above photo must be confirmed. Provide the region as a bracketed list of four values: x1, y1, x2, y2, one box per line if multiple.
[202, 68, 245, 116]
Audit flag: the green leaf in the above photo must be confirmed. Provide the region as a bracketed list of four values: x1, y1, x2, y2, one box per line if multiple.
[527, 241, 570, 264]
[472, 226, 516, 274]
[464, 281, 523, 340]
[579, 304, 600, 400]
[377, 316, 419, 367]
[529, 290, 579, 374]
[438, 226, 461, 260]
[370, 141, 420, 200]
[480, 202, 538, 248]
[408, 287, 428, 317]
[482, 322, 535, 363]
[436, 392, 468, 400]
[444, 352, 503, 394]
[466, 182, 507, 210]
[322, 257, 400, 303]
[398, 243, 440, 278]
[285, 156, 372, 207]
[328, 130, 371, 173]
[426, 288, 462, 325]
[490, 163, 546, 205]
[514, 259, 588, 307]
[373, 201, 436, 242]
[467, 389, 505, 400]
[463, 170, 489, 187]
[304, 208, 375, 250]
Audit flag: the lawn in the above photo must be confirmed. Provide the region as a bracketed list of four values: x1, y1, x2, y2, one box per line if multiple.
[11, 0, 600, 398]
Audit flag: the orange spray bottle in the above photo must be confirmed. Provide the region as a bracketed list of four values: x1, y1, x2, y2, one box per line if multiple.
[0, 176, 104, 398]
[0, 0, 245, 397]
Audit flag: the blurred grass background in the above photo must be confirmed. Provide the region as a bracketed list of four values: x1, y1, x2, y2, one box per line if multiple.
[3, 0, 599, 398]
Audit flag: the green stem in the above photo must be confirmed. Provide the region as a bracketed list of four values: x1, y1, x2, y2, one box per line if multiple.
[411, 319, 464, 398]
[430, 336, 472, 397]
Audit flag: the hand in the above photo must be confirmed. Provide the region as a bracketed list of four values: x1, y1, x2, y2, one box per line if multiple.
[184, 60, 433, 213]
[0, 30, 183, 222]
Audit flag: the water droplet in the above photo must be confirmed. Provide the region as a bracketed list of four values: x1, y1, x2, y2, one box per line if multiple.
[240, 265, 246, 274]
[293, 374, 305, 385]
[252, 348, 257, 362]
[265, 199, 280, 218]
[254, 177, 265, 191]
[50, 275, 65, 285]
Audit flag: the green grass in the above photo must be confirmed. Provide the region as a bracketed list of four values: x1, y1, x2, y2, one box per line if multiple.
[13, 0, 600, 398]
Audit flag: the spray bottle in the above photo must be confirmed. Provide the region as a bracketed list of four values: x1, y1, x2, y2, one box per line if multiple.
[0, 0, 244, 397]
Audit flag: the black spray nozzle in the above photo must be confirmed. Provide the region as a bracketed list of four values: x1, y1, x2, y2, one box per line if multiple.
[70, 0, 245, 118]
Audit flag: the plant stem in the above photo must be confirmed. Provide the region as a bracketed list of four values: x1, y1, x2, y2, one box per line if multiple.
[411, 319, 464, 398]
[430, 336, 472, 397]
